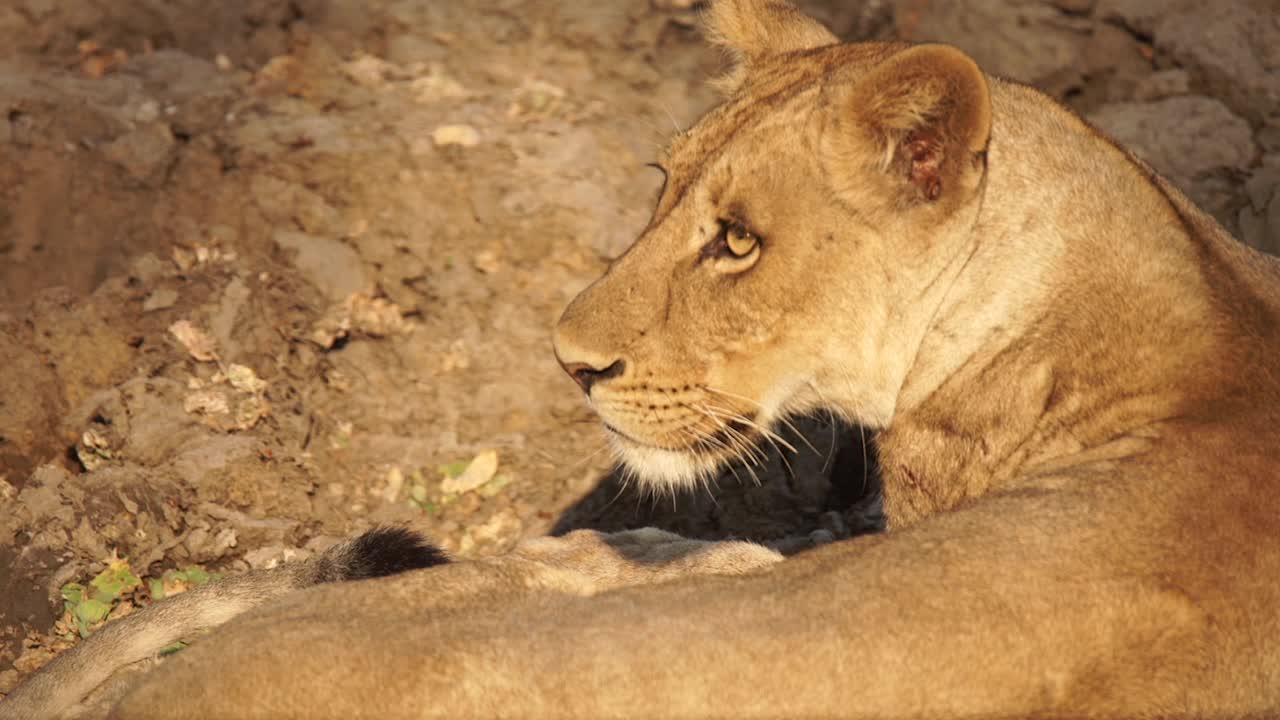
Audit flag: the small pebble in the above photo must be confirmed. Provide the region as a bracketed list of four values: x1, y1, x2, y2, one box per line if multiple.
[432, 124, 481, 148]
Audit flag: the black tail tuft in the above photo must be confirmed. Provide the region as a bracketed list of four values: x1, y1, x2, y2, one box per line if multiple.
[315, 526, 449, 584]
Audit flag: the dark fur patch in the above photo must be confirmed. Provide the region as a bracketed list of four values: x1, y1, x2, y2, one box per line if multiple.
[316, 527, 449, 584]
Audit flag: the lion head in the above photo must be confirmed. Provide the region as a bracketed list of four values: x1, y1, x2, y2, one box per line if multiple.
[553, 0, 993, 490]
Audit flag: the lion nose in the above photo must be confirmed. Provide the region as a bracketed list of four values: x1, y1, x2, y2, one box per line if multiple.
[560, 358, 626, 395]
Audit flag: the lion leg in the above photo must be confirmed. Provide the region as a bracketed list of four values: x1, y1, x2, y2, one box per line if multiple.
[13, 528, 773, 720]
[108, 484, 1278, 719]
[195, 527, 783, 629]
[502, 527, 784, 594]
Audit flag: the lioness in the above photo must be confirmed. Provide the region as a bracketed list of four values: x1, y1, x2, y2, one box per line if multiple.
[7, 0, 1280, 717]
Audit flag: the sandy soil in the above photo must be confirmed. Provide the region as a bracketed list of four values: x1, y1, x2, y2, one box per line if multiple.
[0, 0, 1276, 694]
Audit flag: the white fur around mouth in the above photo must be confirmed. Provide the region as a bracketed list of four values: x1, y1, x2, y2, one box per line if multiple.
[606, 427, 715, 490]
[596, 391, 783, 491]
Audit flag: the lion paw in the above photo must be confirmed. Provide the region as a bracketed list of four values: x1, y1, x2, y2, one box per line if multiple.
[503, 528, 782, 596]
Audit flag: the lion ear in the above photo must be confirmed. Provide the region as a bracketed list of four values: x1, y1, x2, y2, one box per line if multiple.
[703, 0, 837, 93]
[827, 45, 992, 207]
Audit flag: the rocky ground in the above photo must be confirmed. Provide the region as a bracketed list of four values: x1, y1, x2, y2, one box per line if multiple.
[0, 0, 1276, 695]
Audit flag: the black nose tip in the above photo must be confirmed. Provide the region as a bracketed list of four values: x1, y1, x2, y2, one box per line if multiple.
[561, 359, 626, 394]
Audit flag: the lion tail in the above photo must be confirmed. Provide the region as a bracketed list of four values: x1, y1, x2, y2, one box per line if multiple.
[0, 527, 446, 720]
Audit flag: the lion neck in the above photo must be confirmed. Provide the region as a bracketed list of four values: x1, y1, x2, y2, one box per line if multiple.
[870, 82, 1242, 528]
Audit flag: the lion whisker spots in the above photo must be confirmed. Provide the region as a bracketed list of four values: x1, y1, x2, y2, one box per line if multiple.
[608, 409, 703, 431]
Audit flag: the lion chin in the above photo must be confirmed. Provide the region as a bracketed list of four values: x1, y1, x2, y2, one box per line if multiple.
[605, 410, 779, 491]
[609, 430, 730, 491]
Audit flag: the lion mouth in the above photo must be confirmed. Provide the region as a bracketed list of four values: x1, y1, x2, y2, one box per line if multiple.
[601, 412, 773, 487]
[601, 423, 661, 449]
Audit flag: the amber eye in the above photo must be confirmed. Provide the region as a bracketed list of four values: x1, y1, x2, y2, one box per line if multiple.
[724, 224, 759, 258]
[699, 220, 762, 268]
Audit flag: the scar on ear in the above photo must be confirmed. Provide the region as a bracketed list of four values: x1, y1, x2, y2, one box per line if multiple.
[904, 132, 944, 202]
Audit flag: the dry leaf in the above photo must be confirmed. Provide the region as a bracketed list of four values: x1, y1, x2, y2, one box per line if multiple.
[341, 54, 396, 87]
[441, 450, 499, 495]
[383, 467, 405, 502]
[77, 42, 129, 78]
[182, 389, 269, 431]
[184, 389, 230, 416]
[411, 72, 470, 104]
[440, 339, 470, 372]
[233, 395, 270, 431]
[432, 124, 480, 148]
[168, 320, 218, 362]
[161, 574, 192, 597]
[348, 294, 410, 336]
[76, 428, 114, 471]
[469, 509, 522, 544]
[473, 249, 501, 274]
[506, 79, 567, 120]
[310, 293, 412, 348]
[172, 246, 197, 272]
[226, 364, 267, 394]
[142, 288, 179, 313]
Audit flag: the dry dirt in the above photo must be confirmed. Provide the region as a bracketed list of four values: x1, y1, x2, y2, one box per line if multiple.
[0, 0, 1276, 695]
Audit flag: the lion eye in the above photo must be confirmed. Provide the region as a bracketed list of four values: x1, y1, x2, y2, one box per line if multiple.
[699, 219, 763, 268]
[724, 225, 758, 258]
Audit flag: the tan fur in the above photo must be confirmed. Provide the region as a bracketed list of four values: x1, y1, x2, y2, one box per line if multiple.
[8, 1, 1280, 717]
[1, 541, 360, 719]
[703, 0, 836, 93]
[0, 530, 779, 720]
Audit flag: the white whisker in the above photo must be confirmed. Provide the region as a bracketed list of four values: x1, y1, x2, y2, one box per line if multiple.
[703, 385, 819, 455]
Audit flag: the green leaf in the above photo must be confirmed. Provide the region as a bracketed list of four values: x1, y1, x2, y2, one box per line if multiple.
[478, 474, 513, 498]
[148, 578, 166, 600]
[74, 598, 112, 637]
[90, 577, 119, 602]
[158, 641, 187, 656]
[61, 582, 86, 605]
[181, 566, 212, 586]
[75, 598, 111, 624]
[90, 562, 141, 604]
[438, 461, 468, 479]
